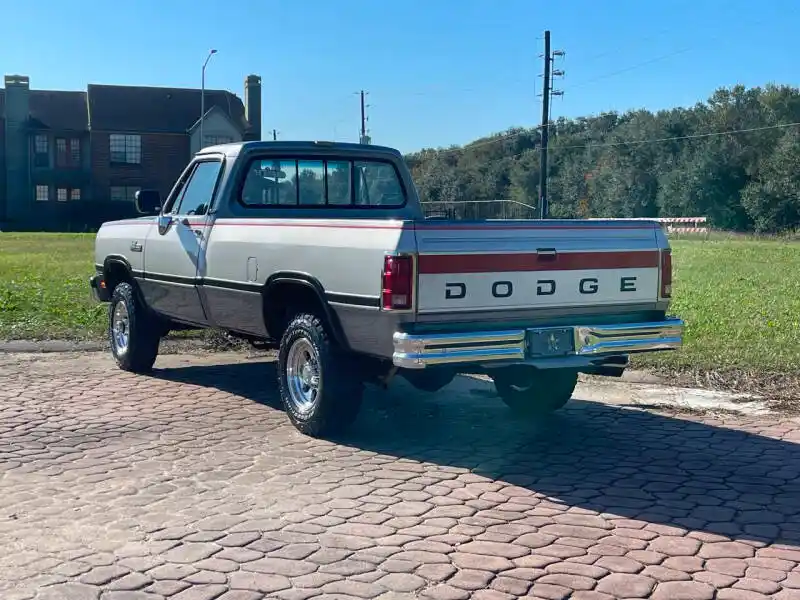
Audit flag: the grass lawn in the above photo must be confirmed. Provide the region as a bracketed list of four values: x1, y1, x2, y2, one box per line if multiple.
[633, 239, 800, 373]
[0, 233, 105, 340]
[1, 233, 798, 374]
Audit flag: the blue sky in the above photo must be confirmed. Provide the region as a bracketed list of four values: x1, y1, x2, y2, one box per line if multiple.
[2, 0, 796, 153]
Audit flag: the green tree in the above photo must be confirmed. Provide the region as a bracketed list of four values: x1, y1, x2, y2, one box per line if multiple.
[404, 84, 800, 232]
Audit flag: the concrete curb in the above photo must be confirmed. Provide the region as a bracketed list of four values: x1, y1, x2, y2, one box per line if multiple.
[0, 338, 212, 354]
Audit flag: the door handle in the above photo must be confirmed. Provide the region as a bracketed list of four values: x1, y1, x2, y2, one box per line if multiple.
[192, 229, 203, 238]
[536, 248, 557, 261]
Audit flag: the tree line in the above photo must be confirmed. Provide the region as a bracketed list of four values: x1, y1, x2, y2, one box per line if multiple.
[404, 84, 800, 233]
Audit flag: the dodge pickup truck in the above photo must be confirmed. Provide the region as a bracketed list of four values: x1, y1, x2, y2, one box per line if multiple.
[90, 141, 684, 437]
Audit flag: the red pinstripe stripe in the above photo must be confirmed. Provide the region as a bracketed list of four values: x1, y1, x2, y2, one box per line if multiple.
[101, 219, 655, 231]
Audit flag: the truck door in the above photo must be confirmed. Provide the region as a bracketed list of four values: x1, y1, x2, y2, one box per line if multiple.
[142, 158, 223, 324]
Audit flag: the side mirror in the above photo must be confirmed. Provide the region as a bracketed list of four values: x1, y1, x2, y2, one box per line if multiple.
[134, 189, 161, 214]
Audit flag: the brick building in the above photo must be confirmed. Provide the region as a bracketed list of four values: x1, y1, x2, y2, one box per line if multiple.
[0, 74, 262, 231]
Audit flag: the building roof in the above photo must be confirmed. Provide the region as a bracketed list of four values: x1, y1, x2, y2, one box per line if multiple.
[87, 84, 247, 134]
[0, 88, 89, 131]
[29, 90, 89, 131]
[187, 104, 239, 133]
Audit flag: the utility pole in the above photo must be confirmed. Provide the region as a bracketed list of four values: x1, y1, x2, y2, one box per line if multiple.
[359, 90, 369, 144]
[538, 32, 565, 219]
[538, 32, 551, 219]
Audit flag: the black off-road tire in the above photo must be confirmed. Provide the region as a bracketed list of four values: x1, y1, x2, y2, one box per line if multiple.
[492, 367, 578, 415]
[278, 313, 363, 437]
[108, 282, 160, 373]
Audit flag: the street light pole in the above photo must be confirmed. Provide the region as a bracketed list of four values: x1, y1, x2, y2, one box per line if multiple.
[200, 49, 217, 150]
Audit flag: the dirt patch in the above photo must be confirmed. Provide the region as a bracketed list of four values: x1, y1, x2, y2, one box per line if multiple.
[639, 366, 800, 413]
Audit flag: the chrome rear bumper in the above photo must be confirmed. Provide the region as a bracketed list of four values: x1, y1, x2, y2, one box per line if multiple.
[392, 318, 685, 369]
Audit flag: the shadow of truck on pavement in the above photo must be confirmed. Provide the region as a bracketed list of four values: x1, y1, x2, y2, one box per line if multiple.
[150, 359, 800, 552]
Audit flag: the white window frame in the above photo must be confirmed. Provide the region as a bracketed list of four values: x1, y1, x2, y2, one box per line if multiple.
[109, 134, 142, 165]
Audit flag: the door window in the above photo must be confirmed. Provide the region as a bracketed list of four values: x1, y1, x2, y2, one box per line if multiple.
[173, 160, 223, 216]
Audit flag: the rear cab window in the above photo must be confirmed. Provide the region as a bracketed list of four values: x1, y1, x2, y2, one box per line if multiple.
[238, 156, 406, 208]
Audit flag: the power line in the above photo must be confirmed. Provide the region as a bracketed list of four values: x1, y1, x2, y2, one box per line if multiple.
[546, 121, 800, 152]
[564, 46, 694, 91]
[421, 112, 614, 156]
[576, 0, 734, 66]
[564, 11, 771, 93]
[415, 120, 800, 160]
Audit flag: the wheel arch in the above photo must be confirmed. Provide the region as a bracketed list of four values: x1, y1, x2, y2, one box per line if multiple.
[102, 255, 136, 293]
[262, 271, 350, 350]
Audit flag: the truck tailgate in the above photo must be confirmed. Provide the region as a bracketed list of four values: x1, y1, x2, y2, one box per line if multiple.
[413, 219, 663, 315]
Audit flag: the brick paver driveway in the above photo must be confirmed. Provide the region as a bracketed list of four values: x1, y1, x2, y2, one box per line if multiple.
[1, 352, 800, 600]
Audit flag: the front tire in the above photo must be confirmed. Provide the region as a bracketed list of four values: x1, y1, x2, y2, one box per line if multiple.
[278, 313, 363, 437]
[108, 282, 160, 373]
[492, 367, 578, 415]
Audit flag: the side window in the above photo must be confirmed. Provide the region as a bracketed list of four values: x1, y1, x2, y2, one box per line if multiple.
[326, 161, 352, 206]
[297, 160, 325, 206]
[173, 160, 223, 216]
[241, 159, 297, 206]
[355, 161, 405, 207]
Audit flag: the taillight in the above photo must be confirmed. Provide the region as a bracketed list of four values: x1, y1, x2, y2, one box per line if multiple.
[382, 255, 413, 310]
[660, 249, 672, 298]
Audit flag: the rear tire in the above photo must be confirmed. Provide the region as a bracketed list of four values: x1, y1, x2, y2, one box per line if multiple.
[278, 313, 363, 437]
[492, 367, 578, 415]
[108, 282, 160, 373]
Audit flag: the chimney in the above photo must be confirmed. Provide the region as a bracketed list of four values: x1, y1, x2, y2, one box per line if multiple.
[4, 75, 31, 224]
[244, 74, 262, 141]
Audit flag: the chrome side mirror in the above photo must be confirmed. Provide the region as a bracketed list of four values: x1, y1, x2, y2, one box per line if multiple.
[134, 189, 161, 214]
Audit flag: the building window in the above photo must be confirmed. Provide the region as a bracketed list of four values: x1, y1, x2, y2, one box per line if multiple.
[56, 138, 81, 168]
[109, 134, 142, 165]
[35, 185, 49, 202]
[110, 185, 140, 202]
[56, 187, 81, 201]
[203, 135, 234, 148]
[56, 139, 67, 167]
[35, 134, 48, 153]
[34, 134, 49, 167]
[70, 139, 81, 166]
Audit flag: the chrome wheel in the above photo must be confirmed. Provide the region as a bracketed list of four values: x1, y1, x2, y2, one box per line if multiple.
[285, 337, 321, 415]
[112, 300, 130, 355]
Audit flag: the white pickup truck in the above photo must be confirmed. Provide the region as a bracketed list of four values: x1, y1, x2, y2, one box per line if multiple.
[90, 141, 684, 437]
